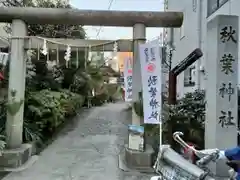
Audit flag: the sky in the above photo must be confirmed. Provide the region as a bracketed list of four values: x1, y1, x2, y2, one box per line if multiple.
[70, 0, 164, 40]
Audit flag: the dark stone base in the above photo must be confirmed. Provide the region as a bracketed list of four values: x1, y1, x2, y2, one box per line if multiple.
[0, 144, 38, 172]
[118, 144, 155, 173]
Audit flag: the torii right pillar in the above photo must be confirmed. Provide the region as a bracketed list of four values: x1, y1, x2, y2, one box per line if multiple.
[205, 15, 238, 177]
[132, 23, 146, 125]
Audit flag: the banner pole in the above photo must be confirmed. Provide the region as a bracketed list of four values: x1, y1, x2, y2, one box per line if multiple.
[159, 122, 162, 149]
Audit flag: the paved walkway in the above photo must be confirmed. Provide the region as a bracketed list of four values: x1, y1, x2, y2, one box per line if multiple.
[3, 102, 152, 180]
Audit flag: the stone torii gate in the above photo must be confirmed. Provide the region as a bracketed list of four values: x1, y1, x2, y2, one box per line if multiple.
[0, 6, 183, 169]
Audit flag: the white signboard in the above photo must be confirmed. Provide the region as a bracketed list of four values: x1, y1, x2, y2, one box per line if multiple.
[139, 40, 162, 124]
[123, 57, 132, 102]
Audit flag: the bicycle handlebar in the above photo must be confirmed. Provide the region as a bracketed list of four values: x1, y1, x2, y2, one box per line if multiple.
[196, 150, 219, 167]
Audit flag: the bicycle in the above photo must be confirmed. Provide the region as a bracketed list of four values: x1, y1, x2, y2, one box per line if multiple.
[150, 131, 238, 180]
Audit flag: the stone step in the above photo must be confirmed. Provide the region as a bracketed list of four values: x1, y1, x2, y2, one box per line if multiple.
[0, 155, 38, 172]
[0, 144, 33, 169]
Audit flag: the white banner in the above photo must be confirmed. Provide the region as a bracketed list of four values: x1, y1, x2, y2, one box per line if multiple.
[139, 40, 162, 124]
[124, 57, 133, 101]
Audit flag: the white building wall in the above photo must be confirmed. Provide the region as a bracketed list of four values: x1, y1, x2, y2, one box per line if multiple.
[166, 0, 239, 97]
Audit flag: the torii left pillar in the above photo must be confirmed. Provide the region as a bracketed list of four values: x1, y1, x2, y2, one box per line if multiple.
[6, 19, 27, 149]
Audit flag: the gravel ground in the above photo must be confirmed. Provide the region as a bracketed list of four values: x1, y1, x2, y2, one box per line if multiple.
[2, 102, 153, 180]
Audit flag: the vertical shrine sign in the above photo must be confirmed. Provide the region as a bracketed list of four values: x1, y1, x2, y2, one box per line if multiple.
[205, 15, 238, 176]
[139, 40, 162, 124]
[124, 57, 133, 101]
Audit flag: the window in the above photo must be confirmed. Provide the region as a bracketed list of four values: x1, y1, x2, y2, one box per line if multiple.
[207, 0, 229, 16]
[184, 66, 195, 87]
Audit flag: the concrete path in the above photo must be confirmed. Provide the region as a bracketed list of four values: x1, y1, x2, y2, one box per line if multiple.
[3, 102, 152, 180]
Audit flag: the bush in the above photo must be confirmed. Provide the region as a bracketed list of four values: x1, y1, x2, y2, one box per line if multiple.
[91, 87, 109, 106]
[58, 89, 85, 117]
[24, 89, 84, 140]
[105, 83, 122, 101]
[0, 89, 85, 146]
[131, 90, 206, 151]
[25, 90, 65, 134]
[62, 67, 78, 89]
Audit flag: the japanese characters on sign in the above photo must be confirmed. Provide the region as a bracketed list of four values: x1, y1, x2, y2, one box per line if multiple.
[220, 26, 237, 43]
[220, 53, 235, 74]
[124, 57, 132, 101]
[218, 24, 238, 128]
[139, 40, 162, 124]
[219, 110, 235, 128]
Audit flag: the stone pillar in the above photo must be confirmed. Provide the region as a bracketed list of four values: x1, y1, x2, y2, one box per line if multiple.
[132, 23, 146, 125]
[6, 19, 27, 149]
[205, 15, 238, 176]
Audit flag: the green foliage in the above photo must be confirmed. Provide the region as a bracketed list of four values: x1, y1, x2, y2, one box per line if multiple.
[58, 89, 85, 116]
[70, 62, 120, 104]
[28, 59, 63, 91]
[25, 90, 65, 133]
[91, 86, 109, 106]
[0, 101, 6, 152]
[132, 90, 206, 150]
[70, 62, 104, 96]
[163, 90, 205, 149]
[24, 90, 84, 139]
[0, 89, 85, 145]
[62, 67, 78, 89]
[107, 84, 122, 101]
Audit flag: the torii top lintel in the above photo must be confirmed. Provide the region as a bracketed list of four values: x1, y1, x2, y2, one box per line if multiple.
[0, 7, 183, 27]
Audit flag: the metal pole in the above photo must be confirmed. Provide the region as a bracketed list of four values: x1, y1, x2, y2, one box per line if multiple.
[6, 19, 27, 148]
[196, 0, 203, 89]
[132, 23, 146, 125]
[168, 71, 177, 104]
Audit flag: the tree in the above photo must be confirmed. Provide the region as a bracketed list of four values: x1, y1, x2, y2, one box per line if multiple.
[131, 89, 206, 151]
[2, 0, 86, 39]
[163, 90, 205, 150]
